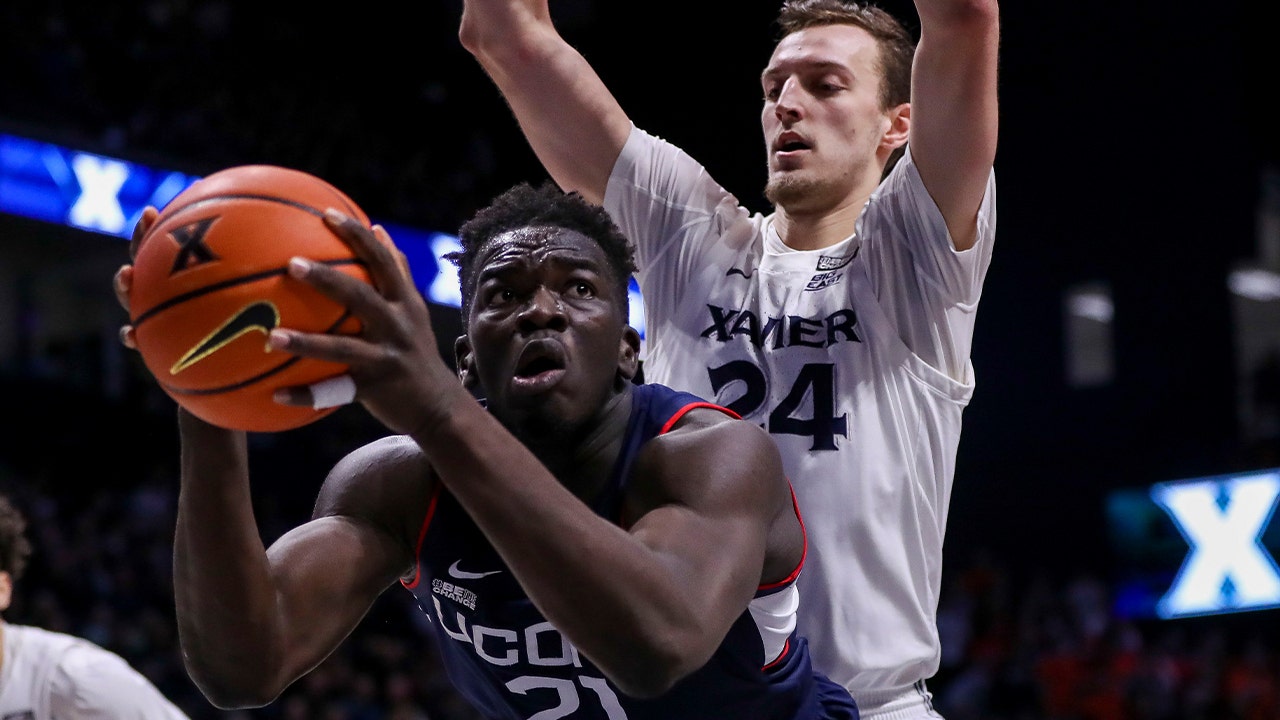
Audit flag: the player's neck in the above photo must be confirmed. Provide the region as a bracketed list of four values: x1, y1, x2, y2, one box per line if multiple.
[773, 198, 864, 252]
[565, 388, 633, 500]
[524, 387, 634, 499]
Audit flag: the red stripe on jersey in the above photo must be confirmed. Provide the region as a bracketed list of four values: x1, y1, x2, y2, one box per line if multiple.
[758, 485, 807, 591]
[401, 483, 443, 590]
[658, 401, 742, 434]
[762, 637, 792, 671]
[620, 401, 742, 529]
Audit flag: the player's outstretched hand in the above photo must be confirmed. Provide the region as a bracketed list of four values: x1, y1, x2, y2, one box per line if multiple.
[269, 209, 469, 437]
[113, 206, 160, 350]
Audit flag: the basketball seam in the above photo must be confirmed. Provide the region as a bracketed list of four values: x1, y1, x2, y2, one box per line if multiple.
[140, 190, 363, 249]
[131, 258, 366, 327]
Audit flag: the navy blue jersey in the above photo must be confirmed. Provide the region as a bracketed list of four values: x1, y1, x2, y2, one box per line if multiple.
[401, 383, 857, 720]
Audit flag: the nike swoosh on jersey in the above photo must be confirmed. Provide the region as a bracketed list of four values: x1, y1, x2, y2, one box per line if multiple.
[448, 560, 503, 580]
[725, 267, 754, 279]
[170, 300, 281, 375]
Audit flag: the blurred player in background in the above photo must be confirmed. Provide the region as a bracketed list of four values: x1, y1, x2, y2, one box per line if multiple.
[113, 183, 857, 719]
[460, 0, 1000, 716]
[0, 493, 191, 719]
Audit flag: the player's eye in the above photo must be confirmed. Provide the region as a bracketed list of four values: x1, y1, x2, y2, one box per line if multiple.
[485, 287, 516, 307]
[568, 281, 595, 299]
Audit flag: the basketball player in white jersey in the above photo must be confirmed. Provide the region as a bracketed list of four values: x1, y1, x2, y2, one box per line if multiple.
[459, 0, 999, 717]
[0, 494, 191, 719]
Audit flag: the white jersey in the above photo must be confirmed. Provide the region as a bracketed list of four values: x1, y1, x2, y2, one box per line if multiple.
[604, 127, 996, 710]
[0, 623, 190, 720]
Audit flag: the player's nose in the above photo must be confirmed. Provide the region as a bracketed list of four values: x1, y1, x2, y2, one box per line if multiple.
[774, 78, 805, 121]
[516, 286, 568, 333]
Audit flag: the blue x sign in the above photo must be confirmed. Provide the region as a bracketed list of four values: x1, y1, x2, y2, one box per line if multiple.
[1152, 471, 1280, 618]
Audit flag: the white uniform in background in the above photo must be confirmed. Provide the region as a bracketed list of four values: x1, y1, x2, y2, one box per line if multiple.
[605, 126, 997, 718]
[0, 623, 190, 720]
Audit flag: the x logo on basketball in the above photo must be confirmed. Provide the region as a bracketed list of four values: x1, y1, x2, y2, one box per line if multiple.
[169, 217, 221, 274]
[1153, 472, 1280, 618]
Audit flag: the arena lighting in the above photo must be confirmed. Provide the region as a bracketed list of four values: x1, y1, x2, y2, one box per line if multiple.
[0, 131, 647, 337]
[1229, 268, 1280, 302]
[1066, 289, 1114, 323]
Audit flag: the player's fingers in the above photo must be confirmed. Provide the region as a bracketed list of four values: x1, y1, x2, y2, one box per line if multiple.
[373, 224, 416, 287]
[273, 374, 356, 409]
[113, 265, 139, 350]
[113, 265, 133, 313]
[267, 327, 376, 367]
[286, 257, 389, 327]
[129, 206, 160, 260]
[118, 325, 138, 350]
[323, 209, 410, 301]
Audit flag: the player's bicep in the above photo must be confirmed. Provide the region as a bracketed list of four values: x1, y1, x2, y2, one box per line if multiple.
[264, 516, 406, 677]
[268, 436, 431, 681]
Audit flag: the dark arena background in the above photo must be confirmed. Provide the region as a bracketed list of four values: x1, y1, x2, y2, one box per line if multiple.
[3, 1, 1280, 718]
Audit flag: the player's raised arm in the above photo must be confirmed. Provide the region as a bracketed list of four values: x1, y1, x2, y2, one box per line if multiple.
[908, 0, 1000, 250]
[458, 0, 632, 203]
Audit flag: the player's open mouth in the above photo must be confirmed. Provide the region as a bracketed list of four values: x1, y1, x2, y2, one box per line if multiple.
[773, 132, 812, 157]
[511, 340, 567, 392]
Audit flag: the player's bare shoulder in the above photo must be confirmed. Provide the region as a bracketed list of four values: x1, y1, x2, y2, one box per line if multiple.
[629, 406, 786, 511]
[313, 435, 437, 559]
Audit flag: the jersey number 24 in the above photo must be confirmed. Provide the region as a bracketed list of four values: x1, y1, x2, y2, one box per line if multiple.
[708, 361, 848, 451]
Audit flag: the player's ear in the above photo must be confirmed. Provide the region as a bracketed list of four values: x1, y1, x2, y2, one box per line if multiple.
[617, 327, 641, 383]
[880, 101, 910, 153]
[0, 571, 12, 613]
[454, 335, 478, 389]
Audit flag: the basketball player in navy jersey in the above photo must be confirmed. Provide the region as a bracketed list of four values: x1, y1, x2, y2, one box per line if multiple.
[113, 182, 857, 719]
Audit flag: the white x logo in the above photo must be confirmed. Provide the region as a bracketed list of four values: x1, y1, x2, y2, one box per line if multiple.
[1152, 472, 1280, 618]
[68, 153, 128, 234]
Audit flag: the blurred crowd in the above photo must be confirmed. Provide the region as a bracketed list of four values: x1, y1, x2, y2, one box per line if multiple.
[931, 557, 1280, 720]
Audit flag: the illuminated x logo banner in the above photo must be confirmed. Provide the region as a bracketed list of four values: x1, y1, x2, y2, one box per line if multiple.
[68, 153, 129, 235]
[1152, 472, 1280, 618]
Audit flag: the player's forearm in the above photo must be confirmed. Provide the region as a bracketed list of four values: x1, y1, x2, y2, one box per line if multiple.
[910, 0, 999, 249]
[914, 0, 999, 30]
[410, 405, 720, 697]
[171, 410, 287, 708]
[458, 0, 630, 203]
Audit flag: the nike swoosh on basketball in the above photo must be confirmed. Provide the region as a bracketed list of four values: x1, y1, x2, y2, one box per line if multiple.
[448, 560, 502, 580]
[170, 300, 281, 375]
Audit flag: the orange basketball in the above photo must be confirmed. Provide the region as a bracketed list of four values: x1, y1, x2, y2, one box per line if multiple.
[129, 164, 372, 432]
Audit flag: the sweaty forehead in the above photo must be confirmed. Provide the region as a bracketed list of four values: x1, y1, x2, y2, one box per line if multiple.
[475, 225, 608, 274]
[765, 24, 878, 74]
